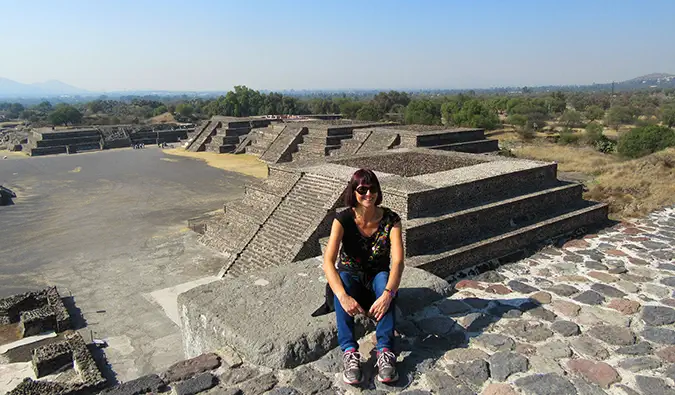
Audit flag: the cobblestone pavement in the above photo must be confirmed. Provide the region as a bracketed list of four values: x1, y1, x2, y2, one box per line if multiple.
[131, 206, 675, 395]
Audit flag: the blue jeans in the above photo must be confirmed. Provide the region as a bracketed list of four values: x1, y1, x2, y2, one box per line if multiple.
[334, 271, 396, 352]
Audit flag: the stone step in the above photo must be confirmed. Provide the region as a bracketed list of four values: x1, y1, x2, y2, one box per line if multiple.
[301, 134, 353, 145]
[244, 145, 266, 156]
[407, 202, 609, 279]
[407, 163, 559, 219]
[405, 183, 583, 256]
[33, 135, 101, 147]
[415, 129, 486, 146]
[427, 139, 499, 154]
[37, 130, 100, 140]
[210, 135, 241, 145]
[28, 146, 68, 156]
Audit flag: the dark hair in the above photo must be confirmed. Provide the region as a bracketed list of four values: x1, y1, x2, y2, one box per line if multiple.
[344, 168, 383, 207]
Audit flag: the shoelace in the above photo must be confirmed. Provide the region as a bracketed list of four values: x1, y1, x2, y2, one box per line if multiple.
[343, 351, 361, 370]
[377, 350, 396, 368]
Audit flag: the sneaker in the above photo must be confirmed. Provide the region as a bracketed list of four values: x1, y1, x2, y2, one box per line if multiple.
[376, 348, 398, 383]
[342, 349, 362, 385]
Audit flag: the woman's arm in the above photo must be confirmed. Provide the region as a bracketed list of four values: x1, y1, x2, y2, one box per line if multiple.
[386, 222, 404, 292]
[323, 219, 364, 316]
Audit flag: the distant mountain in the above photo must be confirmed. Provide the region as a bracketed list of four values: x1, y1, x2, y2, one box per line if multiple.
[615, 73, 675, 90]
[0, 77, 89, 98]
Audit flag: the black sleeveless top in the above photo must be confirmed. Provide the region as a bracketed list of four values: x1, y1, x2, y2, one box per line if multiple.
[335, 207, 402, 275]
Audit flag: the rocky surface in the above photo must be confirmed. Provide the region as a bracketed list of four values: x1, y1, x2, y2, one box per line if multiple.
[89, 206, 675, 394]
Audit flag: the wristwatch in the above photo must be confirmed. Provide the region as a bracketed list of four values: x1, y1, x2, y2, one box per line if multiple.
[384, 288, 397, 298]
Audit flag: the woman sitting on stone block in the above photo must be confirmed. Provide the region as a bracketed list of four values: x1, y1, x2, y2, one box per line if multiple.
[322, 168, 404, 385]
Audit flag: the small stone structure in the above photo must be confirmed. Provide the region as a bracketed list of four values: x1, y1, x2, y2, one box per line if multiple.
[21, 124, 192, 156]
[0, 286, 70, 334]
[191, 148, 608, 279]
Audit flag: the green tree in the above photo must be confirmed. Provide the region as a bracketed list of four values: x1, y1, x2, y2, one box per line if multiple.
[442, 99, 499, 130]
[617, 125, 675, 158]
[585, 105, 605, 122]
[405, 99, 441, 125]
[48, 104, 83, 126]
[338, 100, 364, 119]
[605, 105, 635, 130]
[560, 110, 583, 128]
[372, 91, 410, 114]
[355, 103, 383, 121]
[660, 104, 675, 128]
[176, 103, 194, 117]
[152, 105, 168, 116]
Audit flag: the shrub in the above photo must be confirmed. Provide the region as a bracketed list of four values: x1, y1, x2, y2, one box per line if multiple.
[558, 128, 580, 145]
[617, 125, 675, 158]
[583, 122, 615, 153]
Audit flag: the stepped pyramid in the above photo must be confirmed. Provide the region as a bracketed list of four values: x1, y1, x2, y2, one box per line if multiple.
[191, 148, 608, 279]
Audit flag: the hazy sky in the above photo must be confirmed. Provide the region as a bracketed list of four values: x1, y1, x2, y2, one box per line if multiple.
[1, 0, 674, 91]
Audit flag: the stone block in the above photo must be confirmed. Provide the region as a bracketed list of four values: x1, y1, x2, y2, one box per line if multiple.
[178, 261, 452, 369]
[102, 374, 165, 395]
[163, 353, 221, 382]
[31, 341, 73, 378]
[171, 372, 216, 395]
[19, 305, 56, 337]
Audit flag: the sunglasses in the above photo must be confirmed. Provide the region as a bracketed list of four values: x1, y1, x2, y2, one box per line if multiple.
[355, 185, 378, 195]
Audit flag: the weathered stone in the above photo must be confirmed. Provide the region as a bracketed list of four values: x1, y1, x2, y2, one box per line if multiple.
[538, 341, 573, 359]
[267, 388, 300, 395]
[615, 384, 640, 395]
[399, 391, 431, 395]
[607, 299, 641, 315]
[289, 367, 332, 395]
[616, 342, 653, 356]
[437, 299, 472, 315]
[424, 371, 474, 395]
[661, 277, 675, 287]
[163, 353, 221, 382]
[528, 356, 564, 375]
[577, 306, 631, 327]
[588, 325, 635, 346]
[617, 357, 662, 372]
[571, 378, 608, 395]
[178, 263, 452, 369]
[585, 261, 608, 270]
[659, 263, 675, 271]
[608, 266, 628, 274]
[551, 300, 582, 317]
[443, 347, 489, 362]
[103, 374, 165, 395]
[239, 373, 277, 395]
[489, 351, 528, 381]
[457, 312, 495, 332]
[662, 298, 675, 308]
[527, 306, 558, 322]
[628, 256, 649, 265]
[615, 281, 639, 294]
[590, 284, 626, 298]
[666, 364, 675, 381]
[473, 271, 507, 283]
[503, 320, 554, 342]
[642, 284, 671, 299]
[655, 346, 675, 362]
[482, 383, 518, 395]
[487, 303, 523, 319]
[566, 359, 620, 389]
[515, 343, 537, 356]
[508, 281, 538, 294]
[217, 345, 243, 368]
[641, 305, 675, 326]
[448, 359, 489, 386]
[220, 366, 260, 385]
[515, 373, 577, 395]
[641, 327, 675, 344]
[472, 333, 515, 352]
[172, 372, 216, 395]
[464, 297, 490, 309]
[563, 253, 584, 263]
[416, 315, 457, 337]
[621, 274, 651, 283]
[556, 275, 591, 283]
[547, 284, 580, 297]
[635, 375, 673, 395]
[570, 336, 610, 360]
[551, 321, 581, 337]
[530, 292, 552, 304]
[456, 280, 485, 290]
[587, 271, 617, 283]
[564, 239, 590, 249]
[486, 284, 512, 295]
[574, 291, 605, 306]
[605, 249, 626, 257]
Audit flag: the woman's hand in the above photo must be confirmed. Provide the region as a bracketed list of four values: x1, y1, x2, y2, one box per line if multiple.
[338, 293, 365, 317]
[369, 292, 392, 321]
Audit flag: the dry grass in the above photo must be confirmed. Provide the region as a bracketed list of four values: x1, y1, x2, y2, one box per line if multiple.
[150, 112, 177, 124]
[512, 142, 675, 219]
[163, 149, 268, 179]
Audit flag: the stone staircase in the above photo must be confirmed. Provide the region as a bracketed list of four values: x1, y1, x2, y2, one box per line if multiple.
[224, 173, 346, 276]
[186, 121, 221, 151]
[290, 128, 354, 162]
[245, 124, 286, 156]
[204, 126, 251, 153]
[259, 126, 307, 163]
[24, 129, 103, 156]
[351, 129, 401, 155]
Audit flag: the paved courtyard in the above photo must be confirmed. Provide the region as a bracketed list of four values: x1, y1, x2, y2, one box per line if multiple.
[0, 148, 255, 382]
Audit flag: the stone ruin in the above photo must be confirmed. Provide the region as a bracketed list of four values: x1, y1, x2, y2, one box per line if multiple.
[19, 123, 193, 156]
[0, 287, 106, 394]
[185, 116, 499, 163]
[181, 145, 609, 370]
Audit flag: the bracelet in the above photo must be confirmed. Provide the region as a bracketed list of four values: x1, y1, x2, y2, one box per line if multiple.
[384, 288, 396, 297]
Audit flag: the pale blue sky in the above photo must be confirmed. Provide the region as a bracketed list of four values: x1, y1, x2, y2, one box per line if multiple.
[1, 0, 673, 91]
